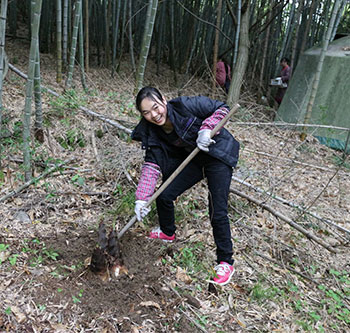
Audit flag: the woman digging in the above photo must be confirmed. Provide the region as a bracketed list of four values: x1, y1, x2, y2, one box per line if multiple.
[131, 86, 239, 285]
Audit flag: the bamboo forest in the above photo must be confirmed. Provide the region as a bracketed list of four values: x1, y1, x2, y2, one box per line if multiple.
[0, 0, 350, 332]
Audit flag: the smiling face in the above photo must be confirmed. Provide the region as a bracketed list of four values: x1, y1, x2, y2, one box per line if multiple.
[281, 60, 288, 68]
[140, 95, 168, 126]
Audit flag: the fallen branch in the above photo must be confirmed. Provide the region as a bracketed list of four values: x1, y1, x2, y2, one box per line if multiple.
[253, 250, 318, 284]
[232, 175, 350, 239]
[233, 219, 311, 256]
[8, 156, 92, 172]
[243, 148, 348, 175]
[236, 121, 350, 132]
[0, 158, 75, 203]
[8, 63, 132, 134]
[230, 186, 338, 254]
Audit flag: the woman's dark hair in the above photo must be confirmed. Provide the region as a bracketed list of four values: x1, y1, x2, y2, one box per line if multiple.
[280, 57, 290, 65]
[136, 86, 163, 112]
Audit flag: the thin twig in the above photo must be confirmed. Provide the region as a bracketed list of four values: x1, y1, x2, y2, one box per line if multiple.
[179, 309, 208, 333]
[230, 187, 338, 253]
[235, 121, 350, 132]
[175, 0, 233, 46]
[243, 148, 348, 175]
[254, 250, 318, 284]
[91, 129, 100, 163]
[233, 219, 311, 256]
[232, 175, 350, 239]
[0, 158, 75, 202]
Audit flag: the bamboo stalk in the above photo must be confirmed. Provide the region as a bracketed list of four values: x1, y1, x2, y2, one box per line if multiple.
[0, 0, 8, 168]
[134, 0, 158, 93]
[56, 0, 62, 82]
[78, 2, 87, 90]
[65, 0, 82, 89]
[212, 0, 222, 92]
[62, 0, 68, 66]
[301, 0, 343, 140]
[23, 0, 43, 181]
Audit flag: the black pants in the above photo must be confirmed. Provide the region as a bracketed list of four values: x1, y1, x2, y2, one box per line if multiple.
[156, 152, 233, 265]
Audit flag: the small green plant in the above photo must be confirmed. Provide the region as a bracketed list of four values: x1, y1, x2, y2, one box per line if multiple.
[111, 190, 137, 216]
[49, 89, 85, 116]
[57, 129, 86, 150]
[8, 254, 19, 266]
[38, 304, 46, 312]
[72, 289, 84, 304]
[173, 243, 204, 274]
[250, 283, 282, 303]
[25, 239, 60, 267]
[71, 174, 85, 187]
[5, 307, 11, 315]
[0, 244, 9, 252]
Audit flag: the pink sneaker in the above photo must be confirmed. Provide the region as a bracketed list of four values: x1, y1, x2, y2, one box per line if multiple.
[149, 227, 175, 242]
[212, 262, 234, 285]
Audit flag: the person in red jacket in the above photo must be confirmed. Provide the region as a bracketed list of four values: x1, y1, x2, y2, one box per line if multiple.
[275, 57, 291, 105]
[216, 57, 231, 93]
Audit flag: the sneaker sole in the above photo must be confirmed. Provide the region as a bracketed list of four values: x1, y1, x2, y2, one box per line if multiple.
[148, 237, 174, 243]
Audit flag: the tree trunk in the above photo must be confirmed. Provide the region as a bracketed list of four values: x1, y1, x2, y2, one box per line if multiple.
[233, 0, 241, 65]
[300, 0, 344, 141]
[212, 0, 223, 91]
[259, 1, 274, 92]
[111, 0, 121, 77]
[65, 0, 82, 89]
[62, 0, 69, 67]
[85, 0, 89, 72]
[169, 0, 177, 85]
[290, 0, 304, 71]
[56, 0, 62, 83]
[23, 0, 43, 181]
[79, 2, 87, 90]
[0, 0, 8, 168]
[227, 1, 249, 107]
[134, 0, 159, 93]
[128, 0, 136, 73]
[300, 0, 318, 54]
